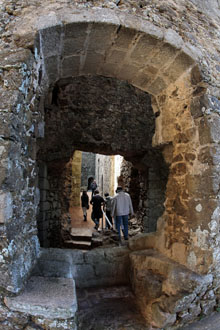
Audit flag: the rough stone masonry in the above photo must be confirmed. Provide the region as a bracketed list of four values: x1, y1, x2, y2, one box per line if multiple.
[0, 0, 220, 328]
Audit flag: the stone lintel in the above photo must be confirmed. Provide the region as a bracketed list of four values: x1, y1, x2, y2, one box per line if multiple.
[4, 276, 77, 319]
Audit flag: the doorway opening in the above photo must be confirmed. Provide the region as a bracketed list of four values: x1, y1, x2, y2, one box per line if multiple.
[36, 75, 169, 249]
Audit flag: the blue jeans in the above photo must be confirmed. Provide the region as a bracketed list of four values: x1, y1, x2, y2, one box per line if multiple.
[115, 215, 128, 239]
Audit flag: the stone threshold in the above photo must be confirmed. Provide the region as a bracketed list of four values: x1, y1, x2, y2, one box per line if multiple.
[4, 276, 77, 319]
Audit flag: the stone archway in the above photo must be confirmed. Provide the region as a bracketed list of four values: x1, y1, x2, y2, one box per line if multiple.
[28, 9, 207, 274]
[1, 3, 220, 329]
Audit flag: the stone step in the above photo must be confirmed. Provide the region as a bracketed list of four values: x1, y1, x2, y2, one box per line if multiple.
[4, 276, 77, 320]
[64, 239, 92, 249]
[70, 227, 93, 242]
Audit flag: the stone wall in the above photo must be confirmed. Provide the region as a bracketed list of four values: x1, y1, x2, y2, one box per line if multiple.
[33, 246, 130, 289]
[38, 75, 154, 160]
[81, 151, 96, 189]
[95, 154, 113, 197]
[119, 154, 168, 233]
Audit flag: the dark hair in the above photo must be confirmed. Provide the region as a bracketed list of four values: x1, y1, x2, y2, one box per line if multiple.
[104, 193, 109, 197]
[116, 186, 123, 192]
[94, 189, 99, 194]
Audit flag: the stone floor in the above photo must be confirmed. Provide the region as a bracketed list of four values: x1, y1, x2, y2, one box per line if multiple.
[77, 285, 150, 330]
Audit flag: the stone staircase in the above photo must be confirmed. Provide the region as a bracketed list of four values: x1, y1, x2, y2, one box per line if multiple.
[64, 227, 105, 249]
[64, 227, 94, 249]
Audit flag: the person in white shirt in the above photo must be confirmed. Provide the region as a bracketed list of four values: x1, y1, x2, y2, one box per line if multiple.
[111, 186, 134, 241]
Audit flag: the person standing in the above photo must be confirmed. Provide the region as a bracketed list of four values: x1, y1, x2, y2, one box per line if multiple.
[81, 190, 89, 221]
[90, 180, 97, 198]
[111, 186, 134, 241]
[90, 190, 104, 230]
[104, 192, 113, 229]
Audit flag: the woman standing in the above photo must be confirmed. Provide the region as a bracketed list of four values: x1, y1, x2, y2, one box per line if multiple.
[81, 190, 89, 221]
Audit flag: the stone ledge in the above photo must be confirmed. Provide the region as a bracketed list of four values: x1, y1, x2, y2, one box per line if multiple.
[4, 276, 77, 319]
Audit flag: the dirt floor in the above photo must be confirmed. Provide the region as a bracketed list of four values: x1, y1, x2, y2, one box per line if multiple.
[77, 286, 150, 330]
[69, 191, 94, 229]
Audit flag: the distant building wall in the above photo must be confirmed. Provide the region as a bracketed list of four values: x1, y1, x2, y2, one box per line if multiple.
[81, 152, 96, 189]
[95, 154, 114, 197]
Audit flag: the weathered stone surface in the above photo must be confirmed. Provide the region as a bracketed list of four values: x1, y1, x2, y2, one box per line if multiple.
[151, 302, 176, 328]
[129, 249, 212, 327]
[4, 276, 77, 319]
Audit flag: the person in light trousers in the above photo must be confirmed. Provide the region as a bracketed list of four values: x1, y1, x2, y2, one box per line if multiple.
[111, 186, 134, 241]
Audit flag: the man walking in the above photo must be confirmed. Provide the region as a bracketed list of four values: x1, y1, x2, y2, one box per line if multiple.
[111, 186, 134, 241]
[90, 190, 104, 230]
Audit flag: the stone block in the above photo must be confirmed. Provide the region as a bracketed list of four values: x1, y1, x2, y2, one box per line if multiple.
[128, 233, 157, 251]
[63, 37, 86, 56]
[70, 250, 85, 265]
[198, 114, 220, 145]
[117, 63, 140, 82]
[61, 55, 80, 78]
[163, 51, 194, 83]
[33, 248, 73, 278]
[98, 62, 119, 77]
[132, 72, 151, 90]
[44, 55, 59, 78]
[105, 49, 126, 64]
[34, 258, 72, 279]
[130, 34, 159, 65]
[134, 270, 163, 300]
[104, 246, 130, 261]
[150, 43, 177, 69]
[147, 76, 167, 95]
[164, 29, 184, 50]
[82, 52, 104, 75]
[87, 23, 117, 53]
[4, 276, 77, 319]
[64, 22, 88, 39]
[142, 64, 158, 78]
[40, 25, 62, 58]
[74, 264, 96, 288]
[113, 26, 137, 49]
[130, 250, 205, 295]
[190, 96, 205, 118]
[84, 248, 105, 264]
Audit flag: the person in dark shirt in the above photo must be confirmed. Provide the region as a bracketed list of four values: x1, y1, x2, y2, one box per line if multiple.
[90, 190, 104, 230]
[81, 190, 89, 221]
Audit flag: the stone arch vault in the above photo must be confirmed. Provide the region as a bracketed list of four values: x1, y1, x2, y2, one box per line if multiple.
[1, 3, 220, 328]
